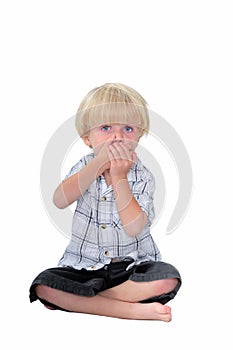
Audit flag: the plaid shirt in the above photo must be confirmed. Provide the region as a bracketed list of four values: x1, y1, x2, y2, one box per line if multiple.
[58, 153, 161, 271]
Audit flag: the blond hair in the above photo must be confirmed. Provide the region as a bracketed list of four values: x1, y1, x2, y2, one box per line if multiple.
[75, 83, 149, 136]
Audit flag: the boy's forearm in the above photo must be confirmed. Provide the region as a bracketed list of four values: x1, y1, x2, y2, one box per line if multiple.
[112, 177, 147, 236]
[53, 157, 108, 209]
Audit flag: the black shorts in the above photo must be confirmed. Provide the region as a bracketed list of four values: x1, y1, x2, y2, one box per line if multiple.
[29, 260, 181, 311]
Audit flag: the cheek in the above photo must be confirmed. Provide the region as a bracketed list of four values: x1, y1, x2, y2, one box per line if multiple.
[124, 138, 138, 150]
[89, 134, 103, 147]
[91, 138, 107, 153]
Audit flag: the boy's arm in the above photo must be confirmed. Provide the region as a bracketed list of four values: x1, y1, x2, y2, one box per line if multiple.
[112, 178, 148, 237]
[109, 143, 148, 237]
[53, 154, 109, 209]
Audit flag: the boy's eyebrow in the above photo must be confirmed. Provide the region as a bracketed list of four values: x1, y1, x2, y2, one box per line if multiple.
[100, 123, 112, 127]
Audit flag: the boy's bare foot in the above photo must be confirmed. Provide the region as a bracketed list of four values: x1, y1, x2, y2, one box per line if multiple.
[134, 302, 172, 322]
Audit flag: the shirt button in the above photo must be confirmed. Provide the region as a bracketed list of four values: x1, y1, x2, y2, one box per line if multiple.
[101, 224, 106, 229]
[104, 250, 109, 256]
[101, 196, 107, 201]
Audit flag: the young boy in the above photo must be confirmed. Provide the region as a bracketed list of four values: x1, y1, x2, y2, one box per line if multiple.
[29, 83, 181, 321]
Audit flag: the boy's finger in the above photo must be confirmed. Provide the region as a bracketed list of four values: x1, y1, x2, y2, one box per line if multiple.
[109, 143, 121, 159]
[110, 142, 129, 160]
[115, 142, 134, 160]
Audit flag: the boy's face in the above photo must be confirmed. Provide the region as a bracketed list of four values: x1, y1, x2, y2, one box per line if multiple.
[82, 123, 142, 155]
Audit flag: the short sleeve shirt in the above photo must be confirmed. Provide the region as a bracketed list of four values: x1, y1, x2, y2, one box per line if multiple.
[58, 153, 161, 271]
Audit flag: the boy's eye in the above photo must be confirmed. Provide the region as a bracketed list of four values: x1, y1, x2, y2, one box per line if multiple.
[101, 125, 111, 132]
[124, 126, 133, 133]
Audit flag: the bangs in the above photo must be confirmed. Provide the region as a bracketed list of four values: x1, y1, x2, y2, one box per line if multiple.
[77, 102, 148, 134]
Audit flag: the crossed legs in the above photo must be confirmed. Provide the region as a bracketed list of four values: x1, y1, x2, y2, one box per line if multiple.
[35, 277, 178, 321]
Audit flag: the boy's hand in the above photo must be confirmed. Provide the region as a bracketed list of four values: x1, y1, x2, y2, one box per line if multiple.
[108, 141, 136, 179]
[95, 139, 112, 174]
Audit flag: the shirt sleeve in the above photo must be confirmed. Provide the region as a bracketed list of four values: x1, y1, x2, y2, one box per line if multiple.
[64, 153, 94, 180]
[132, 172, 156, 226]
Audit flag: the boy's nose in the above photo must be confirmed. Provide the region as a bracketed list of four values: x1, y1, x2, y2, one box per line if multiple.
[113, 129, 123, 140]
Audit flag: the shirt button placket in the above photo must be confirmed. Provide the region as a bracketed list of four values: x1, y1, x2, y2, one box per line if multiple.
[99, 189, 109, 262]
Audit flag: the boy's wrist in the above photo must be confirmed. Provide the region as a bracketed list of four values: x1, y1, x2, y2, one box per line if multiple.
[111, 175, 127, 187]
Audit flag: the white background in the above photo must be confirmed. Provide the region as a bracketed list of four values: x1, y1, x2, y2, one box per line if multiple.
[1, 0, 232, 348]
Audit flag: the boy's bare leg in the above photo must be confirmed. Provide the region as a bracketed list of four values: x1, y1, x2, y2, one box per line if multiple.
[35, 284, 172, 321]
[99, 278, 178, 302]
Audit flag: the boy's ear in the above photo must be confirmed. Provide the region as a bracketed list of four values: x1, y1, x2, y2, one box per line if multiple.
[82, 134, 92, 148]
